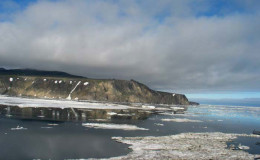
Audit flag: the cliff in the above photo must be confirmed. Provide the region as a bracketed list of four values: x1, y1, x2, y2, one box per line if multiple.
[0, 69, 190, 105]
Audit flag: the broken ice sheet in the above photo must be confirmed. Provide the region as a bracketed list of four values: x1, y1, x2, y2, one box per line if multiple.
[161, 118, 203, 123]
[82, 123, 148, 131]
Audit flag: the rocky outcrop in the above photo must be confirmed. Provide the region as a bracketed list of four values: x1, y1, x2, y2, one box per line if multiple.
[189, 101, 200, 105]
[0, 71, 190, 105]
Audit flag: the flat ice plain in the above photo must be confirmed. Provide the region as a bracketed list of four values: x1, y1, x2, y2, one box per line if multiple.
[0, 95, 131, 109]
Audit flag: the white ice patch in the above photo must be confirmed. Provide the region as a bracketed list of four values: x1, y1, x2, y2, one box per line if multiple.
[154, 123, 164, 126]
[82, 123, 148, 131]
[47, 123, 59, 126]
[238, 144, 250, 150]
[107, 112, 117, 116]
[162, 118, 203, 123]
[84, 82, 89, 86]
[0, 95, 131, 109]
[66, 81, 81, 100]
[41, 127, 53, 129]
[170, 106, 185, 110]
[11, 126, 27, 130]
[142, 105, 155, 109]
[9, 78, 13, 82]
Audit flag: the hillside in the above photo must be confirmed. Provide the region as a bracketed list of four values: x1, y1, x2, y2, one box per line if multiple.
[0, 69, 190, 105]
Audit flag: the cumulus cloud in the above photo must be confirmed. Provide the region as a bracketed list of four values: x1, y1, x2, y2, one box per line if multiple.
[0, 0, 259, 93]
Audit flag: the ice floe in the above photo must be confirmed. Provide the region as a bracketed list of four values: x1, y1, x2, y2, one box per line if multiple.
[11, 126, 27, 130]
[142, 105, 155, 109]
[82, 123, 148, 131]
[47, 123, 59, 126]
[238, 144, 250, 150]
[108, 132, 260, 160]
[41, 127, 53, 129]
[154, 123, 164, 126]
[161, 118, 203, 122]
[170, 106, 185, 110]
[107, 112, 117, 116]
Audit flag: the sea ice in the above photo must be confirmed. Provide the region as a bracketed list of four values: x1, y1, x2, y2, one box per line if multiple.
[142, 105, 155, 109]
[47, 123, 59, 126]
[107, 112, 117, 116]
[107, 132, 260, 160]
[41, 127, 53, 129]
[161, 118, 203, 122]
[0, 95, 131, 109]
[154, 123, 164, 126]
[11, 126, 27, 130]
[82, 123, 149, 131]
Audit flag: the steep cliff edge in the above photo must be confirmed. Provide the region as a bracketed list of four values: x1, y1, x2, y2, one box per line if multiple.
[0, 69, 191, 105]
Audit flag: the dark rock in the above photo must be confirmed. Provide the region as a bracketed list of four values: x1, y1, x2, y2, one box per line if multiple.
[189, 101, 200, 105]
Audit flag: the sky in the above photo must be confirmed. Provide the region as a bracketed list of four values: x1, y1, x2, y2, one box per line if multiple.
[0, 0, 260, 99]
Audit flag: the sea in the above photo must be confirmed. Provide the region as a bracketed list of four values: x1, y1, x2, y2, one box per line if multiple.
[0, 100, 259, 159]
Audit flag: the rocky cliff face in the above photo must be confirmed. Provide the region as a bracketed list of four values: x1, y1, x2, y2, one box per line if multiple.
[0, 75, 190, 105]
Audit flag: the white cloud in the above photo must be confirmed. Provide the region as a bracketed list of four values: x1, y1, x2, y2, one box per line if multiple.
[0, 0, 259, 93]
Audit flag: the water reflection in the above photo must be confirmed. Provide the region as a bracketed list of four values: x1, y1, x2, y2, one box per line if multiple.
[0, 105, 152, 122]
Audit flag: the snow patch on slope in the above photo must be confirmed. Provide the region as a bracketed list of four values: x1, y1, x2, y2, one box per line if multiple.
[66, 81, 81, 100]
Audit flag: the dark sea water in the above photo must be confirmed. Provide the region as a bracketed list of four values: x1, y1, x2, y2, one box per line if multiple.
[0, 104, 259, 159]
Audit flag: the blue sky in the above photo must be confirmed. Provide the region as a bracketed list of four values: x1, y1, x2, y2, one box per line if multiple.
[0, 0, 259, 100]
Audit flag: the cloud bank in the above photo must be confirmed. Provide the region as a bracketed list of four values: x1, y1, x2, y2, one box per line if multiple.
[0, 0, 259, 93]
